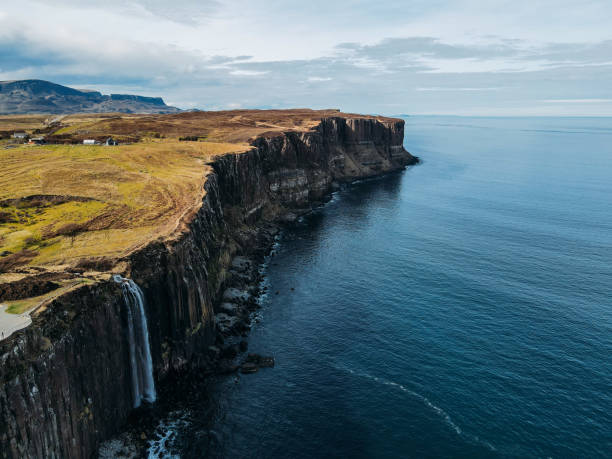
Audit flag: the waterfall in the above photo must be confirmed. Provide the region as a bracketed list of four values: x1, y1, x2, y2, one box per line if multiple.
[113, 275, 157, 408]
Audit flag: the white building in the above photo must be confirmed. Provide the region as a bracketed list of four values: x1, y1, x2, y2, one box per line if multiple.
[83, 139, 97, 145]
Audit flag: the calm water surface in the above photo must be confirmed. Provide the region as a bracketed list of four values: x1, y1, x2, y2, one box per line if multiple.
[162, 117, 612, 458]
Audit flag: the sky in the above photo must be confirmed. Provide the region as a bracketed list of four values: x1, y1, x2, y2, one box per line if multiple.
[1, 0, 611, 116]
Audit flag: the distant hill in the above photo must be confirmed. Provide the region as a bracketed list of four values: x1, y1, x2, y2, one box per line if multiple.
[0, 80, 181, 114]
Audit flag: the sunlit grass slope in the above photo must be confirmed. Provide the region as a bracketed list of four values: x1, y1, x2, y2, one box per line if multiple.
[0, 109, 381, 274]
[0, 140, 248, 271]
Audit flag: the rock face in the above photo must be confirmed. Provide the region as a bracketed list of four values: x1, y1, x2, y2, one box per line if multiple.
[0, 79, 180, 114]
[0, 115, 417, 458]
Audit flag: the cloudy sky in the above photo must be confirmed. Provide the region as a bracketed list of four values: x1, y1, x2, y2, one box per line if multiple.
[1, 0, 611, 115]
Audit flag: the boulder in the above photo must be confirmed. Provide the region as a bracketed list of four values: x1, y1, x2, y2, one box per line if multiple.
[221, 344, 239, 359]
[214, 313, 239, 334]
[217, 362, 239, 374]
[231, 256, 252, 273]
[279, 212, 297, 223]
[244, 353, 275, 368]
[218, 302, 239, 316]
[259, 356, 275, 368]
[207, 346, 221, 360]
[222, 288, 252, 304]
[240, 362, 258, 374]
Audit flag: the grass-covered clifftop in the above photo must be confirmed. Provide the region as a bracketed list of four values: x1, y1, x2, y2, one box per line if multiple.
[0, 109, 405, 308]
[0, 141, 249, 272]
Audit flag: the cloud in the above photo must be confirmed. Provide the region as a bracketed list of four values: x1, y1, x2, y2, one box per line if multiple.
[337, 37, 519, 61]
[543, 99, 612, 103]
[34, 0, 222, 24]
[416, 87, 503, 91]
[0, 37, 71, 72]
[334, 37, 612, 74]
[1, 0, 612, 115]
[229, 70, 269, 76]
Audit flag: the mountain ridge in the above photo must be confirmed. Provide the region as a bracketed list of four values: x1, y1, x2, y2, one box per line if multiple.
[0, 79, 181, 114]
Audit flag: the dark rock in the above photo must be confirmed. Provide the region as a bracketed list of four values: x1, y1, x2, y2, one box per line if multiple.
[240, 354, 275, 373]
[217, 362, 239, 374]
[218, 302, 239, 316]
[222, 288, 252, 304]
[230, 256, 252, 273]
[258, 357, 275, 368]
[240, 362, 258, 374]
[221, 344, 239, 359]
[207, 346, 221, 360]
[215, 313, 240, 334]
[279, 212, 298, 223]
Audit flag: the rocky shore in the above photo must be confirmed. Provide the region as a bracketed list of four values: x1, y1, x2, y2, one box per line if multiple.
[0, 115, 418, 458]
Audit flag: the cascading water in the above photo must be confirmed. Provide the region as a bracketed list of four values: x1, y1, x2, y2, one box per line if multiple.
[113, 275, 156, 408]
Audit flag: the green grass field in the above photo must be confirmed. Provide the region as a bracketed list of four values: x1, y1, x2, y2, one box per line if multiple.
[0, 140, 248, 272]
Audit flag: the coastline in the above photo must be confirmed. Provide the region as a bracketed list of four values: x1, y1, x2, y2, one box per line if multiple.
[0, 115, 418, 458]
[101, 167, 414, 457]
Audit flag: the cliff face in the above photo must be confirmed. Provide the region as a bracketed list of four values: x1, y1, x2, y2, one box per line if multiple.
[0, 116, 417, 458]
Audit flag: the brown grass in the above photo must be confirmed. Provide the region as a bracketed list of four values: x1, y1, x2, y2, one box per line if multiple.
[24, 109, 394, 144]
[0, 109, 394, 274]
[0, 249, 38, 272]
[0, 139, 248, 271]
[0, 114, 51, 131]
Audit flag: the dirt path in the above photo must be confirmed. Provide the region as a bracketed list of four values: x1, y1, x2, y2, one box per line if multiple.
[0, 279, 90, 342]
[0, 304, 32, 341]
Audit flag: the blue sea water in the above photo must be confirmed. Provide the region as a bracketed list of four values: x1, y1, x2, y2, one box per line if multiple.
[170, 117, 612, 458]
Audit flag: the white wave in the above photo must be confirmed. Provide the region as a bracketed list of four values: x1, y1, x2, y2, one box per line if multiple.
[337, 365, 496, 452]
[147, 413, 190, 459]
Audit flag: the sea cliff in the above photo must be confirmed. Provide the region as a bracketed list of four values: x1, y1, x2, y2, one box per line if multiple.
[0, 115, 417, 458]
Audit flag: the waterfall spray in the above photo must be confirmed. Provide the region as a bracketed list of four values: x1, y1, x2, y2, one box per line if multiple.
[113, 275, 156, 408]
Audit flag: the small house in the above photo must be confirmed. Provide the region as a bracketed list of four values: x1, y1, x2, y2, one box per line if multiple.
[12, 132, 27, 140]
[105, 137, 118, 146]
[83, 139, 97, 145]
[28, 137, 46, 145]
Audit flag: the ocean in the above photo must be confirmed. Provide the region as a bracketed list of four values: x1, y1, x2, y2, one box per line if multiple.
[157, 116, 612, 458]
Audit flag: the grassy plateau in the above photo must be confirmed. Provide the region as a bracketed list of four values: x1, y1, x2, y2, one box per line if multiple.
[0, 110, 361, 273]
[0, 109, 383, 313]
